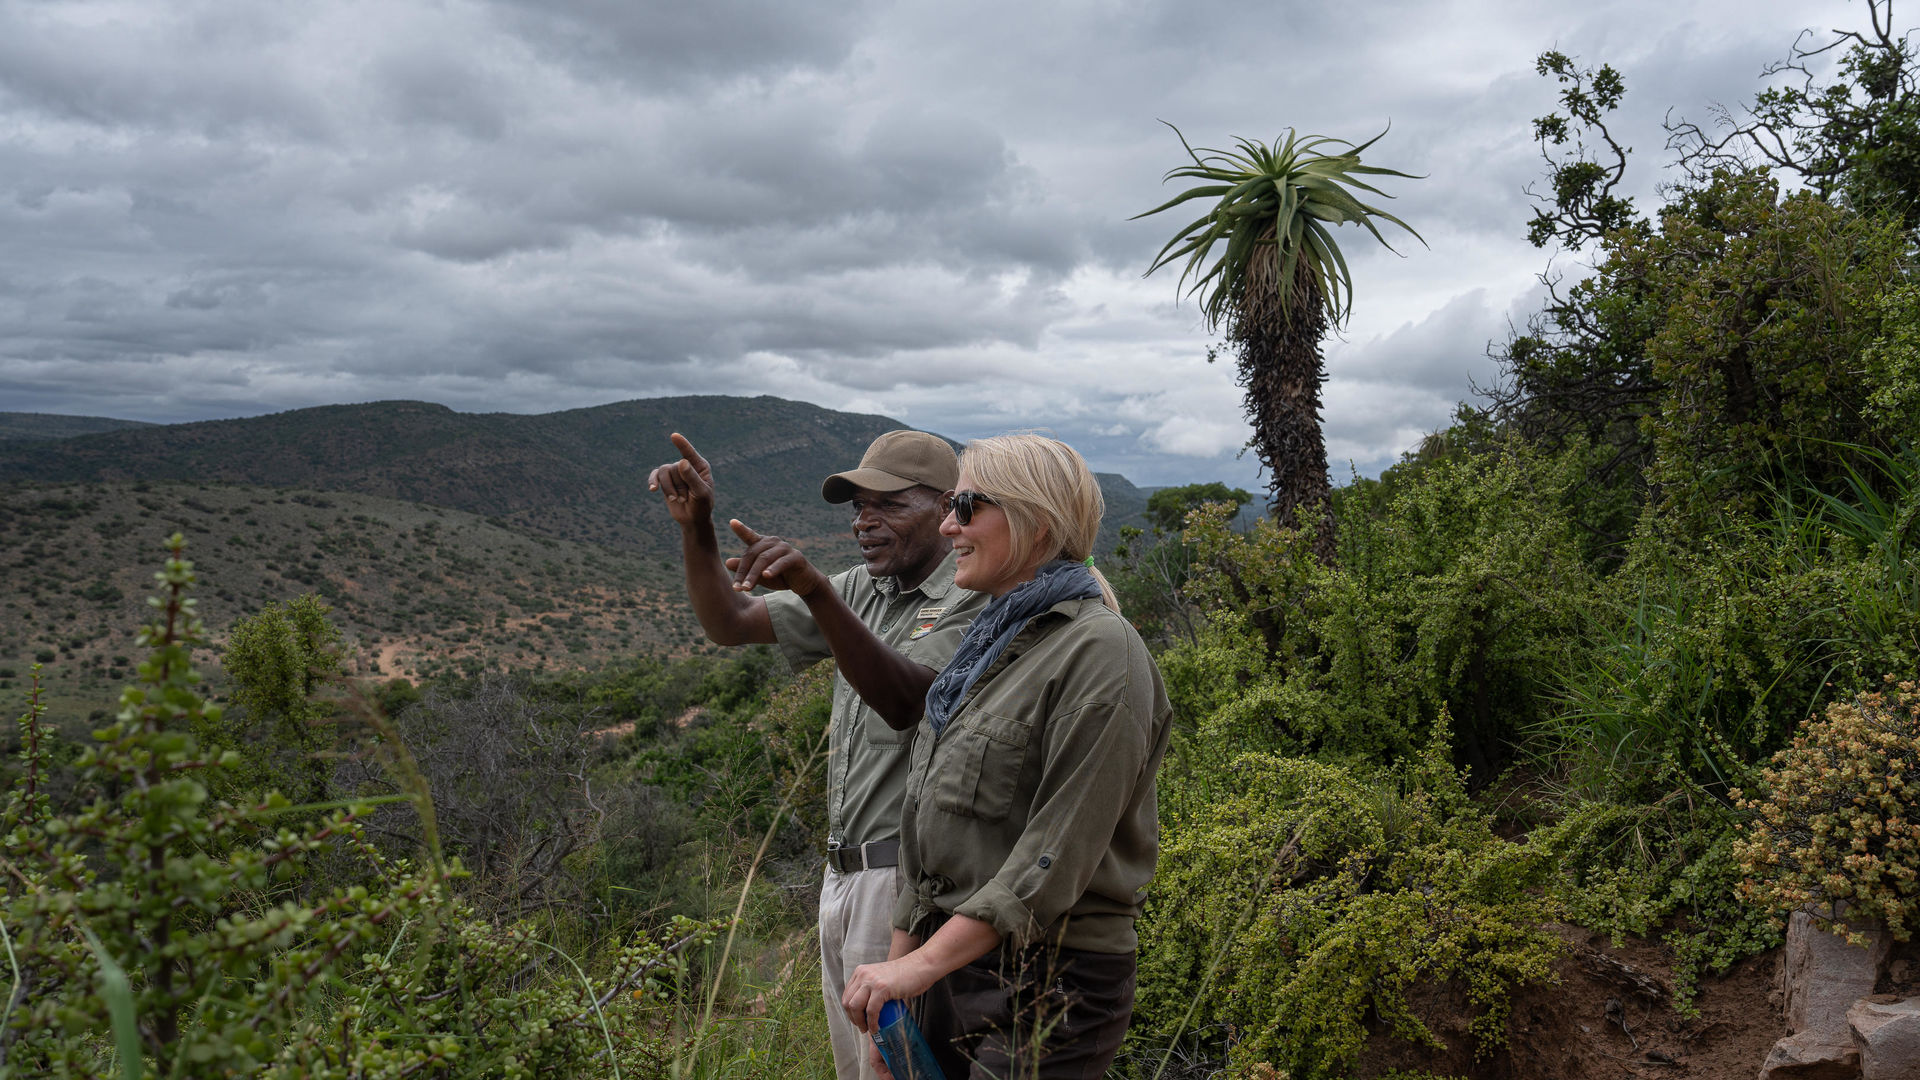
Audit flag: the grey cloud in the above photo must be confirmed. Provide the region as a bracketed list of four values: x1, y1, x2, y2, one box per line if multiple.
[391, 204, 576, 262]
[370, 49, 514, 142]
[1330, 290, 1506, 396]
[0, 0, 1860, 490]
[0, 4, 329, 137]
[486, 0, 875, 89]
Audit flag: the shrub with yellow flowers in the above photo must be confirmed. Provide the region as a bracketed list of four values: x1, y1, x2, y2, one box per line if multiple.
[1733, 679, 1920, 945]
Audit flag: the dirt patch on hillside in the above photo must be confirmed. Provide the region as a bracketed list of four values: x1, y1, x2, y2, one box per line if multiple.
[1356, 925, 1783, 1079]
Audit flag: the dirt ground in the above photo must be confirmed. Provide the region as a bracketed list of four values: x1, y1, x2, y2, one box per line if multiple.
[1355, 925, 1787, 1079]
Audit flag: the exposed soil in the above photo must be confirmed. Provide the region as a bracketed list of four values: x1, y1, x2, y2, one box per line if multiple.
[1356, 925, 1785, 1079]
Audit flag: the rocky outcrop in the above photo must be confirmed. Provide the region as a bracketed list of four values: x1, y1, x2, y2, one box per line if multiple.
[1850, 996, 1920, 1080]
[1785, 912, 1892, 1033]
[1760, 1030, 1863, 1079]
[1761, 913, 1896, 1080]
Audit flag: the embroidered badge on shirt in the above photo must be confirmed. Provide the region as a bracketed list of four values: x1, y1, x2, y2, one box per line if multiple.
[908, 606, 947, 640]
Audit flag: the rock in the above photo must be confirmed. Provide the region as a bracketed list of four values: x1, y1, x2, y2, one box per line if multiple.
[1787, 911, 1893, 1034]
[1759, 1029, 1862, 1079]
[1850, 996, 1920, 1080]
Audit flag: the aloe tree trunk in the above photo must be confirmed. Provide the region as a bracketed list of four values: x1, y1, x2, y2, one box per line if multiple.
[1233, 254, 1335, 556]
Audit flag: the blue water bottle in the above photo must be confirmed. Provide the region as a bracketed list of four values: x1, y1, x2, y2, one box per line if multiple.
[871, 999, 943, 1079]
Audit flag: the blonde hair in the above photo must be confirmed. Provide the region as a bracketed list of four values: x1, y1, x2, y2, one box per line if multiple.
[959, 434, 1120, 612]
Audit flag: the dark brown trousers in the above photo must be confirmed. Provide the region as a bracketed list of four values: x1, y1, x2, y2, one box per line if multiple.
[914, 939, 1135, 1080]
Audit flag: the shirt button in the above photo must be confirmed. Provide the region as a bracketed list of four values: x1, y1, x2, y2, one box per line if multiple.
[1038, 855, 1052, 869]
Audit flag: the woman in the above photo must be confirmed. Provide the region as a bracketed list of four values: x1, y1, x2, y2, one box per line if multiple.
[841, 434, 1173, 1079]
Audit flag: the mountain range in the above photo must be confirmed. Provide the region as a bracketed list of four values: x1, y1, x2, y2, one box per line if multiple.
[0, 397, 1154, 563]
[0, 397, 1162, 722]
[0, 413, 156, 441]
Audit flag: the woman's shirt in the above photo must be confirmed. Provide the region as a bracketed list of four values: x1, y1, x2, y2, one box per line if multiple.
[892, 595, 1173, 954]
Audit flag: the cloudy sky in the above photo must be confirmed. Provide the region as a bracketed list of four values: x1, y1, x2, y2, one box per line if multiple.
[0, 0, 1866, 488]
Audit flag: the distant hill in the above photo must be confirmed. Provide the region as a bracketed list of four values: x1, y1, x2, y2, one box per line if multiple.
[0, 412, 157, 441]
[0, 397, 1153, 562]
[0, 396, 1164, 728]
[0, 480, 703, 725]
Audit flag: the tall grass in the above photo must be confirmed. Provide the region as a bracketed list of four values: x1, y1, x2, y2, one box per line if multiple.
[1537, 445, 1920, 805]
[1807, 444, 1920, 663]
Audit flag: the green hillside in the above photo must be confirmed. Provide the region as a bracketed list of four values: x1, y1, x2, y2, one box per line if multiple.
[0, 397, 1153, 559]
[0, 480, 705, 729]
[0, 398, 1158, 732]
[0, 412, 157, 441]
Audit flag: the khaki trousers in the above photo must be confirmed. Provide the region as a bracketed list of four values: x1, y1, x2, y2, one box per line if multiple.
[820, 865, 901, 1080]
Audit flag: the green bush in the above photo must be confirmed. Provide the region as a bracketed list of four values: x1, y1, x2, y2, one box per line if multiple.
[1516, 446, 1919, 1008]
[218, 592, 343, 804]
[1734, 679, 1920, 944]
[1638, 175, 1910, 526]
[1530, 799, 1779, 1011]
[1539, 443, 1920, 806]
[0, 536, 726, 1077]
[1136, 723, 1561, 1079]
[1162, 440, 1595, 782]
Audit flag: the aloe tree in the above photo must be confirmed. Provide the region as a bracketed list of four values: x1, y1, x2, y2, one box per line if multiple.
[1138, 126, 1422, 542]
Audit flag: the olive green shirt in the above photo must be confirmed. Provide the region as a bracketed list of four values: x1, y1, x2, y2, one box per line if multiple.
[892, 596, 1173, 954]
[764, 550, 986, 849]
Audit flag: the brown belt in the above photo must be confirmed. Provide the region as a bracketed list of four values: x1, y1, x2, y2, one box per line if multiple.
[826, 840, 899, 873]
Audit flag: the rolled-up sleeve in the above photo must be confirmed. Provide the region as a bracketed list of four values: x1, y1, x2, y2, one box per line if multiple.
[893, 883, 929, 935]
[762, 573, 842, 672]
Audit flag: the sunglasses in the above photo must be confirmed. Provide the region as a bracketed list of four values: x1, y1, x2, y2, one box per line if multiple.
[941, 489, 996, 526]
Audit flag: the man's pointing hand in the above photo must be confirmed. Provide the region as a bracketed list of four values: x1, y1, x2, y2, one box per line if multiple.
[725, 519, 829, 598]
[647, 433, 714, 526]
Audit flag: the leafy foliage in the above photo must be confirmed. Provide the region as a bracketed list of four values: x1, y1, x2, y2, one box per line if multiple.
[1137, 724, 1560, 1078]
[1146, 483, 1254, 534]
[1734, 679, 1920, 944]
[1862, 283, 1920, 431]
[1489, 38, 1920, 558]
[1541, 441, 1920, 808]
[1108, 483, 1254, 647]
[1162, 441, 1595, 779]
[220, 593, 343, 803]
[1531, 800, 1780, 1011]
[1637, 176, 1909, 525]
[0, 536, 728, 1078]
[1526, 52, 1638, 250]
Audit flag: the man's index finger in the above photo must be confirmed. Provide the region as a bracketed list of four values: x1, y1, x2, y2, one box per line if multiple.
[669, 432, 708, 468]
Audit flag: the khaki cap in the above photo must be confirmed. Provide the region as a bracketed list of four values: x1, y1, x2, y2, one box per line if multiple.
[821, 430, 959, 504]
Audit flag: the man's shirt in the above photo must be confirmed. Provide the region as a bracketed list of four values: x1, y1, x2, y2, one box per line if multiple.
[764, 549, 986, 848]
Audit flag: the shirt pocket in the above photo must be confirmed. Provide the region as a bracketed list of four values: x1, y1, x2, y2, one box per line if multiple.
[931, 709, 1032, 823]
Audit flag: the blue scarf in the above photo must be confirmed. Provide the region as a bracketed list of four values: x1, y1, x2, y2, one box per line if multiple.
[924, 559, 1102, 739]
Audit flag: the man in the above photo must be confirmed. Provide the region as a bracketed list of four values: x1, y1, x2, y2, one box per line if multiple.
[647, 429, 985, 1080]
